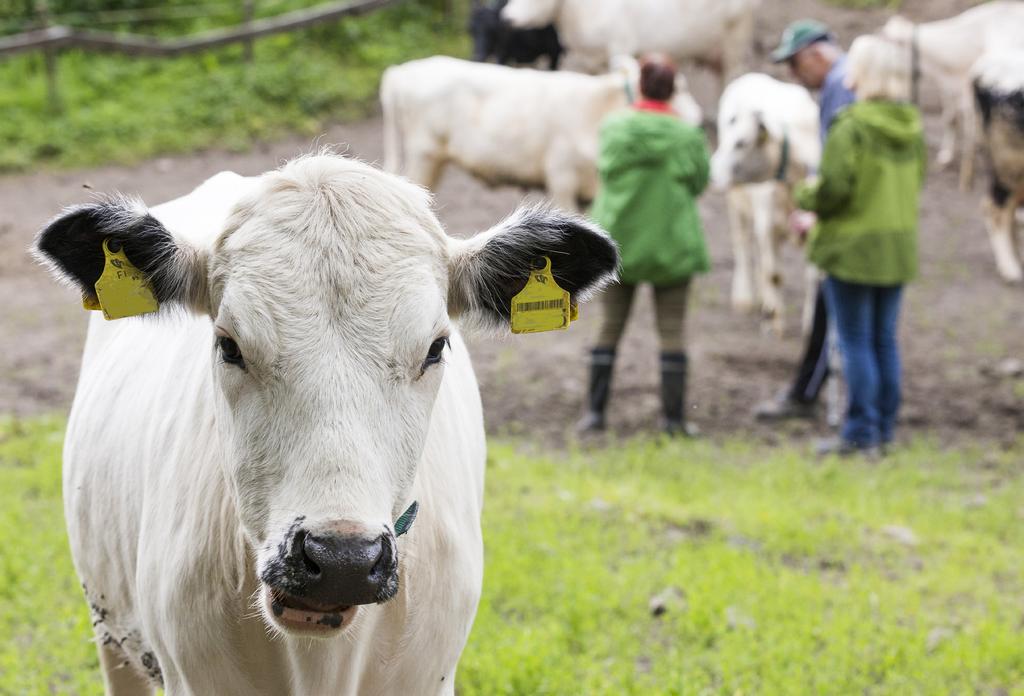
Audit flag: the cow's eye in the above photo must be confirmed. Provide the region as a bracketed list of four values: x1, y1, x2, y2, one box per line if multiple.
[423, 336, 450, 369]
[217, 336, 246, 369]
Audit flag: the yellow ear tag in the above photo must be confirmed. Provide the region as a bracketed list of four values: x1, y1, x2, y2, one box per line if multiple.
[93, 238, 160, 321]
[510, 256, 574, 334]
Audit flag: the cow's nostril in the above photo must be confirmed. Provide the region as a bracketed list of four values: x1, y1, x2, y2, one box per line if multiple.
[370, 535, 392, 576]
[293, 529, 321, 576]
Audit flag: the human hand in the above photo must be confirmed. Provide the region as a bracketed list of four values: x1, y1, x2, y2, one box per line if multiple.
[789, 210, 816, 245]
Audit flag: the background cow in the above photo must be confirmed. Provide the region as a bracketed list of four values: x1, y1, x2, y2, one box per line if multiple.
[711, 73, 821, 336]
[32, 154, 617, 694]
[469, 0, 562, 69]
[380, 55, 701, 212]
[882, 1, 1024, 191]
[973, 49, 1024, 284]
[500, 0, 760, 88]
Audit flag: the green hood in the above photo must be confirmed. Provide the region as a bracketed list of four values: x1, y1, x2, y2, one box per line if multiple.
[849, 100, 923, 148]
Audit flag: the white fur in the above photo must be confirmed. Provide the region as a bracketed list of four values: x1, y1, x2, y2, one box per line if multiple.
[380, 55, 701, 212]
[500, 0, 759, 85]
[881, 1, 1024, 190]
[711, 73, 821, 336]
[56, 155, 598, 694]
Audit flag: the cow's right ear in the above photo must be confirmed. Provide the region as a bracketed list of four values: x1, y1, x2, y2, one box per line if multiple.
[33, 196, 209, 315]
[447, 206, 619, 331]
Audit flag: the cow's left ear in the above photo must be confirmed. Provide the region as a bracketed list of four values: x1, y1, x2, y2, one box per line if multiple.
[33, 196, 209, 315]
[447, 206, 619, 329]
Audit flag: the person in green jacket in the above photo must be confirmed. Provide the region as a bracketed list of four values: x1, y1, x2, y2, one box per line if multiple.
[579, 54, 711, 436]
[794, 35, 926, 456]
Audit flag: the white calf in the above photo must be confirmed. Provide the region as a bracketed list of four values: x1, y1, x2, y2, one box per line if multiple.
[882, 1, 1024, 190]
[711, 73, 821, 336]
[381, 55, 700, 212]
[32, 154, 618, 695]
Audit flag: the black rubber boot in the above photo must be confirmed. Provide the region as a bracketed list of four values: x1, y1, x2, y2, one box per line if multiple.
[660, 352, 694, 437]
[577, 348, 615, 433]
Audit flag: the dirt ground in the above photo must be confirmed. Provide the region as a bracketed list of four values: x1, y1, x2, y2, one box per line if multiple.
[1, 0, 1021, 447]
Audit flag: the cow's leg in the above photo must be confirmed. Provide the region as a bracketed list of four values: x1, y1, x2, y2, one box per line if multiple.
[405, 144, 447, 191]
[958, 84, 977, 192]
[982, 191, 1024, 283]
[727, 190, 755, 313]
[936, 83, 960, 170]
[801, 264, 820, 337]
[99, 641, 155, 696]
[752, 191, 784, 336]
[544, 157, 581, 213]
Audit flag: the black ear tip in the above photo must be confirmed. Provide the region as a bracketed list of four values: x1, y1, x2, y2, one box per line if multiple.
[563, 215, 620, 273]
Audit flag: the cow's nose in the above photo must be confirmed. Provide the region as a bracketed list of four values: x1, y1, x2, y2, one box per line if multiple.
[293, 528, 397, 606]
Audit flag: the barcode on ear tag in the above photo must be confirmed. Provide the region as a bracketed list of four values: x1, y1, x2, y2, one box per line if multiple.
[510, 256, 572, 334]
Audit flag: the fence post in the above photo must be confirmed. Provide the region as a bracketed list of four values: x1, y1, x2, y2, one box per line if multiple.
[243, 0, 255, 62]
[35, 0, 61, 112]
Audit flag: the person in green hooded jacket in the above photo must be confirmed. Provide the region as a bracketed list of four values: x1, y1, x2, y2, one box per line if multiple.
[794, 35, 926, 456]
[579, 54, 711, 436]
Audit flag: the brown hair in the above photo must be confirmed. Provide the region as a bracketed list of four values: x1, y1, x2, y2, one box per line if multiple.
[639, 54, 677, 101]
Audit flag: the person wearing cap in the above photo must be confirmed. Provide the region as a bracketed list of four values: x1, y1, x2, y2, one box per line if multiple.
[753, 20, 856, 422]
[579, 54, 710, 437]
[795, 35, 925, 456]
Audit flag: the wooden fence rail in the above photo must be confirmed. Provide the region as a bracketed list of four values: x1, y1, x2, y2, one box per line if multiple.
[0, 0, 407, 59]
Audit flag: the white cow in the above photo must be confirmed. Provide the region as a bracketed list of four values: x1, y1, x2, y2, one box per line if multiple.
[972, 50, 1024, 284]
[882, 1, 1024, 190]
[500, 0, 760, 84]
[32, 154, 617, 695]
[711, 73, 821, 336]
[381, 55, 701, 212]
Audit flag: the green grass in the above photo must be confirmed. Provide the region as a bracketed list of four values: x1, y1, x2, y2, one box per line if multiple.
[0, 2, 468, 172]
[2, 417, 1023, 694]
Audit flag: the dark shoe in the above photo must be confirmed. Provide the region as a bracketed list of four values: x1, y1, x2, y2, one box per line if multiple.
[660, 352, 696, 436]
[754, 392, 817, 421]
[814, 436, 880, 460]
[577, 348, 615, 433]
[662, 420, 700, 438]
[576, 410, 606, 433]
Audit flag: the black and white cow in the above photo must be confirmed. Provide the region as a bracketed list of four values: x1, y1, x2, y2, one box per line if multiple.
[469, 0, 562, 69]
[973, 50, 1024, 284]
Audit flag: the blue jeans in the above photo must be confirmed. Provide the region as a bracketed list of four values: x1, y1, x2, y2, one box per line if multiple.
[824, 276, 904, 447]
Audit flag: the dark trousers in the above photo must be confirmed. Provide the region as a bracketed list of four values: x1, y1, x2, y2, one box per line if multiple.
[787, 283, 831, 405]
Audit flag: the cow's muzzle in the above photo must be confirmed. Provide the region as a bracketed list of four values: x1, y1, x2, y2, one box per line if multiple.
[260, 521, 399, 634]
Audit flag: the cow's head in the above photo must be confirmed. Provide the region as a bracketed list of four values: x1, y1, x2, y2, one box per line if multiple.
[501, 0, 561, 28]
[711, 110, 785, 190]
[33, 155, 618, 637]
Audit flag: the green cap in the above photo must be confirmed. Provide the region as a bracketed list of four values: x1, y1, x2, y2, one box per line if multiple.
[771, 19, 834, 63]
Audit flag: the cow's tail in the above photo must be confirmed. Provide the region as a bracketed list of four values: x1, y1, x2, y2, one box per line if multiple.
[381, 68, 403, 175]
